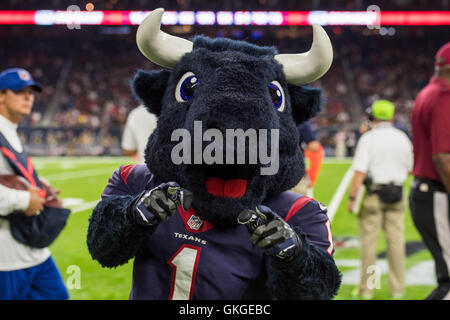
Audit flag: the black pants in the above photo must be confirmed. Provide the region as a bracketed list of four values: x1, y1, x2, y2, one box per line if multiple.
[410, 178, 450, 300]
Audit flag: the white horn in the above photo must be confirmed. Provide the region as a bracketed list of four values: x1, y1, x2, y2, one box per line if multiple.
[136, 8, 193, 69]
[274, 24, 333, 85]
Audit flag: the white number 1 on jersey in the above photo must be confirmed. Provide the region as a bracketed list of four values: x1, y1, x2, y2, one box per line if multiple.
[168, 244, 202, 300]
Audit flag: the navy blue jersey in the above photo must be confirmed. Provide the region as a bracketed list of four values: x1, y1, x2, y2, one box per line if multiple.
[101, 164, 334, 300]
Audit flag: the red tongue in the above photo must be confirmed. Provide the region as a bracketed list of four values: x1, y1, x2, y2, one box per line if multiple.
[205, 177, 248, 198]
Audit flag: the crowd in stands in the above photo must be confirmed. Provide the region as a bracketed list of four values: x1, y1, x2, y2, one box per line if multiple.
[310, 26, 438, 156]
[51, 34, 151, 130]
[1, 0, 448, 156]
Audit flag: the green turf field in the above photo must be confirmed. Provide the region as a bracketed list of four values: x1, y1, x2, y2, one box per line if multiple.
[33, 156, 435, 300]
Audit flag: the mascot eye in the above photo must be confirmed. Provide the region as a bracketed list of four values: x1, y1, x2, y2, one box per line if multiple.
[268, 81, 285, 112]
[175, 72, 199, 102]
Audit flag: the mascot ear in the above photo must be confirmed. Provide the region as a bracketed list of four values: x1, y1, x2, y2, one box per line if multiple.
[288, 85, 323, 125]
[131, 69, 170, 116]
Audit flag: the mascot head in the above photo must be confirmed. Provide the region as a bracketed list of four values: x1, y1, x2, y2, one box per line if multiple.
[132, 8, 332, 227]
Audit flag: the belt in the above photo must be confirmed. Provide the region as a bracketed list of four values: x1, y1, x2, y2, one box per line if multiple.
[413, 177, 446, 193]
[366, 183, 402, 193]
[373, 183, 403, 189]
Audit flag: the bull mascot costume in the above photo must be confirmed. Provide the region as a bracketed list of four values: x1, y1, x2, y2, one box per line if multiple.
[87, 8, 341, 300]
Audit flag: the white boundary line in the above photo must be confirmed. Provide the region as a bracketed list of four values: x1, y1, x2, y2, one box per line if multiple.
[322, 157, 353, 164]
[34, 156, 351, 165]
[32, 156, 133, 164]
[69, 200, 100, 214]
[327, 166, 354, 221]
[44, 167, 117, 181]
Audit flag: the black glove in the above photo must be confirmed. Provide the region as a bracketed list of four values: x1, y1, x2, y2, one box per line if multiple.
[134, 182, 193, 226]
[238, 205, 302, 261]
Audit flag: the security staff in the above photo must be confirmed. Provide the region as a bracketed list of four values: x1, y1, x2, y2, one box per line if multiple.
[410, 42, 450, 300]
[347, 100, 413, 299]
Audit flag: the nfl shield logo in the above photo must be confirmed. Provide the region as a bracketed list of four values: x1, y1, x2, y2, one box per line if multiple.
[187, 215, 203, 231]
[18, 70, 31, 81]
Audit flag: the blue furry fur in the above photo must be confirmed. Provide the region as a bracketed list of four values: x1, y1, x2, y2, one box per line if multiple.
[192, 35, 278, 56]
[87, 195, 152, 268]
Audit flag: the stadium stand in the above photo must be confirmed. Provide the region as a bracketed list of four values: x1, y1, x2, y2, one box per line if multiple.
[0, 0, 448, 156]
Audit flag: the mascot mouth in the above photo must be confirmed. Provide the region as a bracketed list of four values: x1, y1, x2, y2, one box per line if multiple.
[179, 163, 266, 227]
[205, 177, 248, 198]
[201, 164, 256, 199]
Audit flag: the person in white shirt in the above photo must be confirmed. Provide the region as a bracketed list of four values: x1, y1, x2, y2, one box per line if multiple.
[347, 100, 413, 300]
[0, 68, 68, 300]
[121, 105, 157, 164]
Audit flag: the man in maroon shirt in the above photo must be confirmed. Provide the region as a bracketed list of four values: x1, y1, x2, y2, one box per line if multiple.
[410, 42, 450, 300]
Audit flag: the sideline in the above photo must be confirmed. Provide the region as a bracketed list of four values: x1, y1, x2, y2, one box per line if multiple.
[44, 167, 117, 181]
[32, 156, 133, 163]
[69, 199, 100, 214]
[327, 166, 354, 221]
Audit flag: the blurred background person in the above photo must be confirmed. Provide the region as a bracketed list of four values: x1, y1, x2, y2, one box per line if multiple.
[334, 130, 346, 159]
[347, 100, 413, 299]
[121, 105, 157, 164]
[359, 120, 372, 135]
[291, 121, 324, 197]
[359, 107, 375, 135]
[409, 42, 450, 300]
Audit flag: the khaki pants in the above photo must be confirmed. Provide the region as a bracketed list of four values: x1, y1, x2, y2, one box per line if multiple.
[358, 193, 405, 296]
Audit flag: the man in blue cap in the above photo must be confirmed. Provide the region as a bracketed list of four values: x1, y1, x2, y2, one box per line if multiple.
[0, 68, 43, 123]
[0, 68, 69, 300]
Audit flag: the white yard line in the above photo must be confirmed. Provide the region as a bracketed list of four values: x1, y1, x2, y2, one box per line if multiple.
[32, 157, 134, 170]
[34, 156, 349, 165]
[322, 157, 353, 164]
[44, 167, 117, 181]
[327, 166, 354, 221]
[69, 200, 100, 214]
[33, 156, 133, 164]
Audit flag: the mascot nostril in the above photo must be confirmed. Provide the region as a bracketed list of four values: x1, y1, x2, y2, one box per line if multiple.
[87, 8, 341, 300]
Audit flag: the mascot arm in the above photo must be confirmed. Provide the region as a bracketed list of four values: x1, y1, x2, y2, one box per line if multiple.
[265, 200, 342, 299]
[87, 193, 150, 268]
[87, 165, 158, 268]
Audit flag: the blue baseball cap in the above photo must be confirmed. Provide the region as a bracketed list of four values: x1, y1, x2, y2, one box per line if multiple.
[0, 68, 42, 92]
